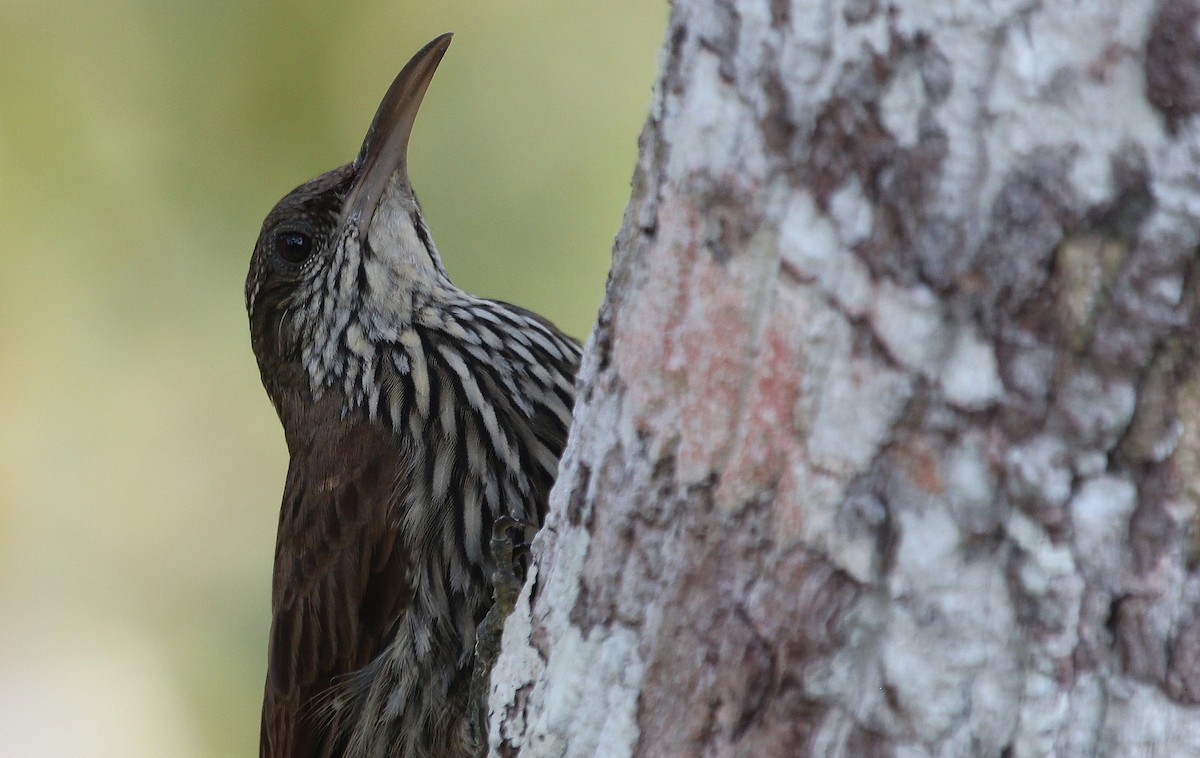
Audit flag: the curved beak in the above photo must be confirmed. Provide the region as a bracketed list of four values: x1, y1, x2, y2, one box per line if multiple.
[343, 33, 452, 227]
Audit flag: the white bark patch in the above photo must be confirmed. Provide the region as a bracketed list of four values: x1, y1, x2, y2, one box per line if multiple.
[1069, 474, 1136, 580]
[882, 508, 1020, 748]
[1006, 509, 1090, 753]
[890, 507, 961, 598]
[491, 368, 645, 756]
[664, 49, 762, 184]
[1013, 670, 1073, 757]
[489, 576, 538, 746]
[827, 179, 875, 249]
[944, 432, 1000, 535]
[939, 326, 1003, 410]
[780, 193, 839, 280]
[1103, 682, 1200, 755]
[1005, 512, 1086, 746]
[868, 280, 946, 374]
[1059, 372, 1136, 451]
[1006, 511, 1078, 597]
[807, 348, 912, 475]
[525, 627, 643, 758]
[1151, 120, 1200, 237]
[789, 464, 877, 582]
[880, 61, 926, 148]
[780, 191, 872, 317]
[984, 5, 1161, 207]
[1005, 434, 1073, 508]
[490, 519, 645, 758]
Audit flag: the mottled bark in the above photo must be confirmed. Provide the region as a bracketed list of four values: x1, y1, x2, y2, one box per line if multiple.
[491, 1, 1200, 756]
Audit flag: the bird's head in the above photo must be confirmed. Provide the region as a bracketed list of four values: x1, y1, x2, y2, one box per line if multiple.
[246, 33, 453, 420]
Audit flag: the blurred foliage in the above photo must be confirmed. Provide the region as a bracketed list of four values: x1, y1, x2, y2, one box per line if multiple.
[0, 1, 665, 754]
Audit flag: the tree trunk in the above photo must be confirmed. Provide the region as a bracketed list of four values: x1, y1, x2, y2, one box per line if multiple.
[490, 1, 1200, 755]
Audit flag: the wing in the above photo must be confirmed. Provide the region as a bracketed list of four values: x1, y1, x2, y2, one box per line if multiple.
[260, 409, 412, 758]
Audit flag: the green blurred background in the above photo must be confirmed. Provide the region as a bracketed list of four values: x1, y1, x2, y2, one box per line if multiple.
[0, 2, 665, 754]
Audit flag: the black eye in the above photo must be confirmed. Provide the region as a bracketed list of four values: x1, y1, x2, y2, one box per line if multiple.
[273, 230, 313, 265]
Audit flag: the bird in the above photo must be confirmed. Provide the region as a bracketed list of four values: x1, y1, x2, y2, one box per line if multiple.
[245, 33, 581, 757]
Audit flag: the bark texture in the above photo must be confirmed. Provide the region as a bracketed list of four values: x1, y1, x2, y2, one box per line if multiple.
[491, 1, 1200, 756]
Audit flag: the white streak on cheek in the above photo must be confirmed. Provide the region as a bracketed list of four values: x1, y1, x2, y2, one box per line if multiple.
[363, 208, 430, 334]
[364, 254, 401, 301]
[370, 199, 424, 261]
[365, 176, 437, 290]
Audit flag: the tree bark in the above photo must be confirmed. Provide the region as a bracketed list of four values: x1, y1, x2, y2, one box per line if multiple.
[491, 1, 1200, 756]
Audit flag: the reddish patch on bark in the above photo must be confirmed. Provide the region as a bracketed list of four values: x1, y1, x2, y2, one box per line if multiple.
[613, 194, 760, 483]
[717, 321, 804, 508]
[611, 200, 689, 429]
[674, 257, 759, 481]
[898, 438, 945, 495]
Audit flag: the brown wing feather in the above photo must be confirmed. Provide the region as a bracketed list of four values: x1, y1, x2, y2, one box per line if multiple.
[260, 399, 411, 758]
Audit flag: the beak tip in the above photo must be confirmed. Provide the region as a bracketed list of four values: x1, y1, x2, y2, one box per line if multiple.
[345, 33, 456, 226]
[427, 32, 454, 61]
